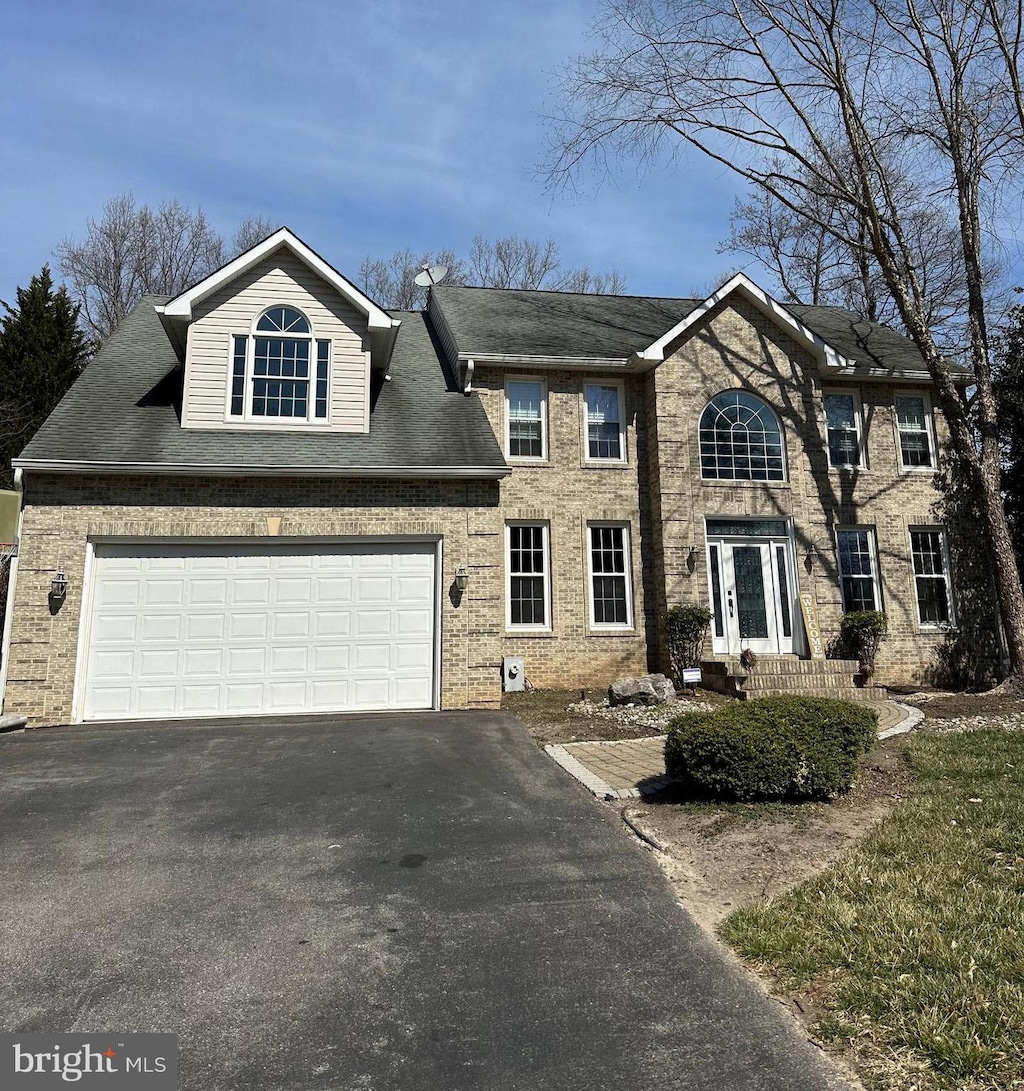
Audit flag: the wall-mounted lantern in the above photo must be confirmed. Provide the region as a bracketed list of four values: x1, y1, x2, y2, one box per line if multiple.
[804, 545, 819, 572]
[687, 545, 699, 563]
[50, 570, 68, 600]
[455, 565, 470, 593]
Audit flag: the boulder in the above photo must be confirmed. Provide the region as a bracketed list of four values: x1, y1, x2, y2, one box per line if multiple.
[608, 673, 677, 707]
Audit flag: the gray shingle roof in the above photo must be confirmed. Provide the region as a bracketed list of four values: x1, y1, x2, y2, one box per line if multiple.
[432, 284, 951, 377]
[17, 297, 507, 475]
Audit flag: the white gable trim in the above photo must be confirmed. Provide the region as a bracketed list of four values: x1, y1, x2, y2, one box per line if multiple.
[156, 227, 398, 332]
[634, 272, 852, 370]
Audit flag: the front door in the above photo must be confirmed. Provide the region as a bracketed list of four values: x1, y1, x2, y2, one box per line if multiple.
[707, 533, 796, 656]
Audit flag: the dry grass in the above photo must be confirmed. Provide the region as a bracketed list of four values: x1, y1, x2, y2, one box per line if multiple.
[720, 728, 1024, 1091]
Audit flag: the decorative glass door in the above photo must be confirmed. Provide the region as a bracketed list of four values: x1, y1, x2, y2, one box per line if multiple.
[706, 523, 796, 655]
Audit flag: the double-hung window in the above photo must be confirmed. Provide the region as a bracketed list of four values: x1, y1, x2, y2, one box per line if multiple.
[584, 383, 625, 462]
[229, 306, 330, 423]
[588, 524, 633, 628]
[505, 379, 546, 460]
[824, 391, 864, 469]
[506, 523, 550, 630]
[910, 528, 954, 627]
[894, 394, 934, 469]
[836, 528, 881, 612]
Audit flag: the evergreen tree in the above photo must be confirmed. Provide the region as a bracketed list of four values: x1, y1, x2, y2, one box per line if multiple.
[0, 265, 90, 488]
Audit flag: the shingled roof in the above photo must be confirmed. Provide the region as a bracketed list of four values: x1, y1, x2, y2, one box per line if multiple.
[16, 297, 508, 476]
[431, 284, 953, 379]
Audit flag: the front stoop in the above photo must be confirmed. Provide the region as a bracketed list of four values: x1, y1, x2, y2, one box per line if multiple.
[701, 655, 882, 702]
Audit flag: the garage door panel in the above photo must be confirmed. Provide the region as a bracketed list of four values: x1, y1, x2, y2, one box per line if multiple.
[273, 612, 311, 639]
[186, 614, 225, 641]
[82, 542, 437, 721]
[93, 615, 138, 643]
[189, 580, 228, 605]
[228, 613, 267, 640]
[355, 611, 391, 636]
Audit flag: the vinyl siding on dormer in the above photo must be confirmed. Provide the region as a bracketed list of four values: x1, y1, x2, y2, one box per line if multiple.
[182, 249, 370, 432]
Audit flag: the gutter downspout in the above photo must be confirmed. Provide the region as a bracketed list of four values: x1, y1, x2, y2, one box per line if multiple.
[464, 358, 475, 394]
[0, 467, 24, 713]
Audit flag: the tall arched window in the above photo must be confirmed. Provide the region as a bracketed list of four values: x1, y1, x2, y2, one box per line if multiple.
[229, 305, 330, 421]
[699, 391, 785, 481]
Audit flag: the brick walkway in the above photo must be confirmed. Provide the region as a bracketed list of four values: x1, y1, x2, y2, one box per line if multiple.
[545, 701, 916, 800]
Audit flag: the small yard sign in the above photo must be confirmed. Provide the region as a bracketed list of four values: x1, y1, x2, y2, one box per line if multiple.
[681, 668, 703, 685]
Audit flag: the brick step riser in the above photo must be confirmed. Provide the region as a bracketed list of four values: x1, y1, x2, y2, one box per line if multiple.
[743, 676, 861, 691]
[735, 687, 882, 702]
[702, 660, 861, 676]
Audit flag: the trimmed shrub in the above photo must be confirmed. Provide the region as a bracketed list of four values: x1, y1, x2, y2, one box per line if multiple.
[665, 603, 713, 683]
[663, 695, 878, 801]
[839, 610, 888, 677]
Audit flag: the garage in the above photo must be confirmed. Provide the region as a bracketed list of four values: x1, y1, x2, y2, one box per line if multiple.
[78, 541, 438, 721]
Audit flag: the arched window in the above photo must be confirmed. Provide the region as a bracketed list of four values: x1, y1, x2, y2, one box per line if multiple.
[699, 391, 785, 481]
[229, 306, 330, 421]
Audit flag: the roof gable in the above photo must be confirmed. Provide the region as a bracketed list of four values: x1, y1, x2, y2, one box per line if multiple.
[157, 227, 397, 333]
[636, 273, 849, 370]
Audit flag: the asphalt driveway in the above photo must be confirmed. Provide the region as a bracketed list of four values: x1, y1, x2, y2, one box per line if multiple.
[0, 712, 850, 1090]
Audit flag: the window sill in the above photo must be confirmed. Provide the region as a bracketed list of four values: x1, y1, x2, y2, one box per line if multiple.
[222, 418, 334, 430]
[504, 629, 555, 638]
[587, 627, 638, 638]
[507, 458, 551, 467]
[699, 479, 790, 488]
[582, 460, 630, 470]
[900, 467, 937, 475]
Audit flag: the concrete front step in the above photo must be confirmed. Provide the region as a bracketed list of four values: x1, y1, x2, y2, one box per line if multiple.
[702, 656, 861, 676]
[699, 655, 879, 701]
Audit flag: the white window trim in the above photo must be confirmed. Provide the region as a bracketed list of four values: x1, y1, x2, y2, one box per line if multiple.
[504, 375, 548, 462]
[908, 525, 956, 630]
[223, 309, 331, 427]
[586, 522, 635, 631]
[894, 392, 936, 473]
[698, 389, 788, 483]
[505, 522, 552, 632]
[583, 380, 627, 465]
[823, 389, 866, 470]
[835, 525, 882, 612]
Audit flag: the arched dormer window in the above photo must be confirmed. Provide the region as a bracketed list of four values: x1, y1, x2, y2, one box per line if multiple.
[699, 391, 785, 481]
[228, 305, 330, 422]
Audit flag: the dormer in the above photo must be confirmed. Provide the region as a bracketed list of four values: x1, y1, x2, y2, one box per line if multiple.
[156, 227, 400, 433]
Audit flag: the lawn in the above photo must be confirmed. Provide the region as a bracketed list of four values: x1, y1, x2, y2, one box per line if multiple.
[720, 727, 1024, 1091]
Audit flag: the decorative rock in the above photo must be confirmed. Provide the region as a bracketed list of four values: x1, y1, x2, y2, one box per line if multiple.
[609, 673, 677, 707]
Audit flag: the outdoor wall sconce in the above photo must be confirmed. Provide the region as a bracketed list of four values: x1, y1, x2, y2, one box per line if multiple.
[455, 565, 470, 592]
[50, 570, 68, 600]
[687, 545, 699, 563]
[804, 545, 819, 571]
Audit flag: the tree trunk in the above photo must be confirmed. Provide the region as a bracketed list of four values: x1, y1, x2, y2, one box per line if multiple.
[971, 457, 1024, 685]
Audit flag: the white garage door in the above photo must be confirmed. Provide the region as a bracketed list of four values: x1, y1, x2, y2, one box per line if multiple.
[80, 541, 438, 721]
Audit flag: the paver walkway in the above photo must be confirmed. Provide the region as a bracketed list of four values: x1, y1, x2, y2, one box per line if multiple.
[547, 701, 918, 800]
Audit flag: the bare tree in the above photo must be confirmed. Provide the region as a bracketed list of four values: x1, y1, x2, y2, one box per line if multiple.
[232, 215, 277, 255]
[360, 234, 627, 309]
[359, 249, 468, 311]
[56, 195, 275, 341]
[546, 0, 1024, 683]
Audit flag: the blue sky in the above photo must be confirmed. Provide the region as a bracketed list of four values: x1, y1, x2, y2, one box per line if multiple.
[0, 0, 746, 307]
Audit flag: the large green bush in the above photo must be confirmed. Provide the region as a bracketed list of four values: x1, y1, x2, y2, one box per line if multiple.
[664, 696, 878, 801]
[664, 603, 713, 683]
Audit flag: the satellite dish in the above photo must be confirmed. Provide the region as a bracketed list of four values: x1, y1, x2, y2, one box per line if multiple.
[414, 264, 449, 287]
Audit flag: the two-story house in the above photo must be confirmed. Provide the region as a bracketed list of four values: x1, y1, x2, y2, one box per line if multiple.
[0, 228, 974, 725]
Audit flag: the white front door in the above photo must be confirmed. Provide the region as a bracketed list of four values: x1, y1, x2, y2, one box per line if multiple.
[707, 536, 796, 655]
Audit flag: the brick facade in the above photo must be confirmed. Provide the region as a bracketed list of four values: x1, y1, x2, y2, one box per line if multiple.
[3, 475, 503, 724]
[4, 296, 965, 726]
[645, 297, 956, 683]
